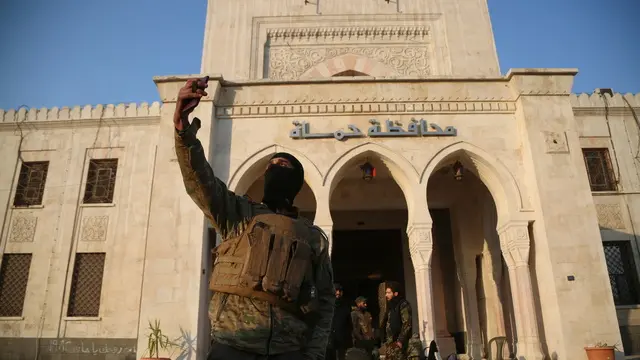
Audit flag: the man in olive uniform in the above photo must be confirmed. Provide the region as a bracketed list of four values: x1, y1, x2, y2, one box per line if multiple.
[382, 282, 412, 360]
[173, 78, 335, 360]
[351, 297, 374, 349]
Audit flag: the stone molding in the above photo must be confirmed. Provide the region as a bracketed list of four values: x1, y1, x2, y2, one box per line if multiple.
[266, 26, 430, 43]
[216, 99, 516, 118]
[570, 92, 640, 107]
[571, 93, 640, 116]
[0, 102, 162, 130]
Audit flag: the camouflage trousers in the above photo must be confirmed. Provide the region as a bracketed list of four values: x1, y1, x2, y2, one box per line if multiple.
[383, 343, 406, 360]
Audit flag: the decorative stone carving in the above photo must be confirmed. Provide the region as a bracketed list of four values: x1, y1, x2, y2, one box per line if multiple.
[9, 215, 37, 243]
[542, 131, 569, 153]
[268, 46, 430, 80]
[408, 227, 433, 270]
[595, 204, 625, 229]
[267, 26, 430, 43]
[216, 98, 515, 119]
[499, 223, 531, 267]
[216, 99, 515, 118]
[81, 216, 109, 242]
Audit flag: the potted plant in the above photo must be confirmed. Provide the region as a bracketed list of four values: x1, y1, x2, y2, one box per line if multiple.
[585, 341, 617, 360]
[140, 319, 176, 360]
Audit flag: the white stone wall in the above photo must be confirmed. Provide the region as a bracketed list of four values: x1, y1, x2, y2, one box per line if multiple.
[1, 74, 638, 360]
[0, 103, 162, 341]
[572, 92, 640, 350]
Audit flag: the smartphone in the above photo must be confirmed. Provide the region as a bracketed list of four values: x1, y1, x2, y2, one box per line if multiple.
[191, 75, 210, 93]
[183, 76, 210, 115]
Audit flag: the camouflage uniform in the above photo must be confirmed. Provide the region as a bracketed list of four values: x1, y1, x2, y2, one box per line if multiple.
[383, 298, 412, 360]
[351, 308, 374, 344]
[175, 121, 335, 359]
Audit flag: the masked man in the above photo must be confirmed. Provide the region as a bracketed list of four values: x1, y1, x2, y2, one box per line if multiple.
[382, 282, 412, 360]
[173, 78, 335, 360]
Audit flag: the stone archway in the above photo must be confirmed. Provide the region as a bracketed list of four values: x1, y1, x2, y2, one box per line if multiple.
[324, 142, 420, 223]
[299, 53, 398, 79]
[422, 141, 543, 360]
[420, 141, 527, 228]
[324, 143, 422, 332]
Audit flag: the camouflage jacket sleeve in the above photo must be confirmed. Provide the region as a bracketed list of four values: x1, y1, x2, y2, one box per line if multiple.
[350, 311, 362, 340]
[303, 229, 336, 360]
[174, 119, 251, 238]
[397, 300, 413, 345]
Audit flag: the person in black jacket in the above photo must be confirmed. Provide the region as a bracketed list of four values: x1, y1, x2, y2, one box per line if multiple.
[327, 283, 352, 360]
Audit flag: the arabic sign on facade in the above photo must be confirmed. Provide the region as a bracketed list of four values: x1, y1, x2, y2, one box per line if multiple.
[289, 118, 457, 141]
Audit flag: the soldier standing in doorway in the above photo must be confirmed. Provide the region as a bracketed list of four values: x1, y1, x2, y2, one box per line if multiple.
[351, 297, 375, 351]
[173, 78, 336, 360]
[327, 284, 352, 360]
[349, 296, 375, 360]
[381, 281, 412, 360]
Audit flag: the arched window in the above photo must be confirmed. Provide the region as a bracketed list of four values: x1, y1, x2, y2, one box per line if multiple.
[332, 70, 370, 77]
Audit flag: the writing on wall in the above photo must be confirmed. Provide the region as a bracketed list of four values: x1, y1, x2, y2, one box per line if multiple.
[290, 118, 457, 141]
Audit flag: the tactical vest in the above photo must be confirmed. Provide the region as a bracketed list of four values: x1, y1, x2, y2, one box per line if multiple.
[209, 213, 319, 317]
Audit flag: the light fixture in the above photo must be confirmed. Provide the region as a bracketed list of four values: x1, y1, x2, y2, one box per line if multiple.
[360, 161, 376, 182]
[452, 161, 463, 181]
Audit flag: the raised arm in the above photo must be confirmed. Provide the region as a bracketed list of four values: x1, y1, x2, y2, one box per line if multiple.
[303, 231, 336, 360]
[173, 79, 251, 238]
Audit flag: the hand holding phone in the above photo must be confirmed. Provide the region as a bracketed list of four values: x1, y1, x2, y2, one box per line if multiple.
[182, 76, 209, 115]
[173, 76, 209, 131]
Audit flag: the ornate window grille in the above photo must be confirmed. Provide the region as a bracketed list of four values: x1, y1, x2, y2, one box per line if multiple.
[67, 253, 106, 317]
[13, 161, 49, 207]
[0, 253, 32, 317]
[603, 241, 639, 305]
[582, 148, 616, 191]
[83, 159, 118, 204]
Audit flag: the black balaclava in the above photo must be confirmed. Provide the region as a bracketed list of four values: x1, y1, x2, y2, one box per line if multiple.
[262, 152, 304, 213]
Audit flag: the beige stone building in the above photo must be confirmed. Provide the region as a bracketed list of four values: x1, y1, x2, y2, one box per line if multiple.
[0, 0, 639, 359]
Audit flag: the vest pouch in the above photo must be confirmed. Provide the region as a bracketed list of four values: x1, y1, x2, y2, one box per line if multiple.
[239, 221, 272, 290]
[281, 239, 312, 301]
[261, 232, 289, 296]
[210, 239, 243, 289]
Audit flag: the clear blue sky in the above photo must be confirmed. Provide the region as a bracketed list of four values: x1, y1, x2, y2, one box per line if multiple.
[0, 0, 638, 110]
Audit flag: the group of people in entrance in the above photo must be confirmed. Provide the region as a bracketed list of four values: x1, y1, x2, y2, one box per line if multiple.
[327, 282, 414, 360]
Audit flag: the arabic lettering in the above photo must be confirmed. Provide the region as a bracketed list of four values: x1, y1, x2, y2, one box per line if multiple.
[290, 118, 456, 140]
[44, 339, 137, 355]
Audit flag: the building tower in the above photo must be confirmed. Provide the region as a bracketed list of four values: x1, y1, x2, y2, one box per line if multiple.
[200, 0, 501, 80]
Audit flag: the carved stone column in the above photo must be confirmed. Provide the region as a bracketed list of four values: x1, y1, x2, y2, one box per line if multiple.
[313, 186, 333, 256]
[408, 224, 436, 346]
[498, 221, 544, 360]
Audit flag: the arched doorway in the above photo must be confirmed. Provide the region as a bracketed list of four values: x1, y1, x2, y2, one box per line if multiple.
[426, 154, 516, 359]
[327, 150, 418, 333]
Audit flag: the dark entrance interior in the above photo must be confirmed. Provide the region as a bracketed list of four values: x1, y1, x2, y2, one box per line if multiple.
[331, 229, 405, 326]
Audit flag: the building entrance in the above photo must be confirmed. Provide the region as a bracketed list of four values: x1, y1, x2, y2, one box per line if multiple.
[332, 229, 405, 328]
